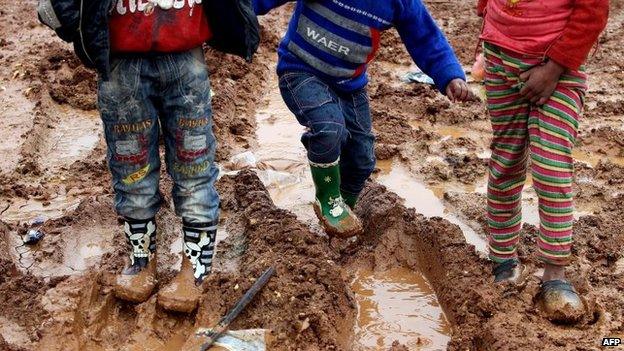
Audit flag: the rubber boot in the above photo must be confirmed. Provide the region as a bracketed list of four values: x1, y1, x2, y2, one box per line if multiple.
[310, 159, 362, 238]
[537, 280, 584, 323]
[341, 191, 359, 209]
[158, 221, 217, 313]
[114, 217, 158, 303]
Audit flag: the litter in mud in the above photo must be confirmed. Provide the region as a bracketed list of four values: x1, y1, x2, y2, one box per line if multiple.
[402, 70, 435, 85]
[195, 267, 275, 351]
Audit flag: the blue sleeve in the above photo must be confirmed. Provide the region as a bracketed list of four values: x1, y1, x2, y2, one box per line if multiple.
[253, 0, 294, 15]
[394, 0, 466, 94]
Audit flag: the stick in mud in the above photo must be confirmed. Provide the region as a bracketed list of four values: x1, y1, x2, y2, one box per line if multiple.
[196, 266, 276, 351]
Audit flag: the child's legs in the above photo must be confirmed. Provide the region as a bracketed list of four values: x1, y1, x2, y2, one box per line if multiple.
[339, 88, 375, 196]
[158, 49, 220, 226]
[98, 58, 162, 220]
[528, 78, 585, 267]
[279, 72, 348, 164]
[484, 44, 532, 263]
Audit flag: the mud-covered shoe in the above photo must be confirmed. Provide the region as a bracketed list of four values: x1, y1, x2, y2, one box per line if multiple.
[310, 159, 363, 238]
[114, 217, 158, 303]
[341, 190, 359, 209]
[537, 280, 584, 323]
[492, 259, 526, 284]
[158, 221, 217, 313]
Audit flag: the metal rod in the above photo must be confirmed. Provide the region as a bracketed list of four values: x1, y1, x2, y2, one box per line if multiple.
[199, 266, 276, 351]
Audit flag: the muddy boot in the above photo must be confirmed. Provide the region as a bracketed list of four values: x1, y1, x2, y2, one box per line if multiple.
[114, 217, 158, 303]
[310, 159, 363, 238]
[537, 280, 584, 323]
[492, 259, 526, 284]
[158, 221, 216, 313]
[341, 191, 359, 209]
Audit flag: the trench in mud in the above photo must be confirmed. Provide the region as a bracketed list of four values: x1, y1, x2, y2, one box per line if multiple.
[244, 72, 466, 350]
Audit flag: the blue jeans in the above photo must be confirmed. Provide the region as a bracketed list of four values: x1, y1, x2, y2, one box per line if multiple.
[279, 71, 376, 196]
[97, 48, 219, 224]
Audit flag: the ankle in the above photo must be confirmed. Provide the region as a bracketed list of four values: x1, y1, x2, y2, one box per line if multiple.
[542, 264, 566, 282]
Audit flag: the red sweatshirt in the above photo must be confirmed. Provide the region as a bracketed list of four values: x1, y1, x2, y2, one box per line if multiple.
[477, 0, 609, 70]
[109, 0, 212, 53]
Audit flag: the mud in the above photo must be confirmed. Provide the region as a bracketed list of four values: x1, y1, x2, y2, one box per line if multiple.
[1, 0, 624, 350]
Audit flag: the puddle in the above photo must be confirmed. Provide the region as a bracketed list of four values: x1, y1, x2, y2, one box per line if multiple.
[41, 105, 101, 171]
[1, 192, 83, 224]
[573, 149, 624, 167]
[248, 73, 317, 226]
[351, 267, 451, 350]
[0, 82, 36, 173]
[14, 222, 115, 277]
[375, 161, 488, 254]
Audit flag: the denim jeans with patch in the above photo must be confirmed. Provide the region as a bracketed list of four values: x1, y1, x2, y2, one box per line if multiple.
[278, 71, 376, 196]
[97, 48, 219, 225]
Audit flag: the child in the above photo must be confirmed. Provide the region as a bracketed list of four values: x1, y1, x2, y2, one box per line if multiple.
[477, 0, 609, 319]
[38, 0, 258, 313]
[254, 0, 475, 237]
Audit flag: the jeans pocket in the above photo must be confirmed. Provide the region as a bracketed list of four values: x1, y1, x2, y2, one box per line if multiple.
[97, 60, 140, 114]
[280, 72, 333, 113]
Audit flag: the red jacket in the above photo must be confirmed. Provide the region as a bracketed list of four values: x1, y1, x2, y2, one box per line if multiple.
[477, 0, 609, 70]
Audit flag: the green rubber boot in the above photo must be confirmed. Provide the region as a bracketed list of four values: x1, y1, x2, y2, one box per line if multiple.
[310, 159, 363, 238]
[341, 191, 359, 209]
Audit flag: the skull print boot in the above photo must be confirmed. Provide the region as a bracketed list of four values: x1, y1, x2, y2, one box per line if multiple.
[310, 159, 363, 238]
[157, 220, 217, 313]
[113, 217, 157, 303]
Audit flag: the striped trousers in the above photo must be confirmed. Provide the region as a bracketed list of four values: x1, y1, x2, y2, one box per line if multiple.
[484, 43, 587, 266]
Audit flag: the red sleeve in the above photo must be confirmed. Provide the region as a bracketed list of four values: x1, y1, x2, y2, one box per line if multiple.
[477, 0, 488, 16]
[546, 0, 610, 70]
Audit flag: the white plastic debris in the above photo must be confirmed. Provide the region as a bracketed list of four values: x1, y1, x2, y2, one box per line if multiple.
[211, 329, 268, 351]
[402, 68, 435, 85]
[256, 169, 299, 189]
[228, 151, 258, 170]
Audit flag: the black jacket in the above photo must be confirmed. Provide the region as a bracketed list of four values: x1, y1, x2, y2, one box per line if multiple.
[37, 0, 260, 80]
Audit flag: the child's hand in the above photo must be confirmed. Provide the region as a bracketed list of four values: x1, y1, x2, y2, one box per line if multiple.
[519, 60, 566, 105]
[446, 79, 479, 103]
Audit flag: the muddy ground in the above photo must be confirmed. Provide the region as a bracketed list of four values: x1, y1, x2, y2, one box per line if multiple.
[1, 0, 624, 350]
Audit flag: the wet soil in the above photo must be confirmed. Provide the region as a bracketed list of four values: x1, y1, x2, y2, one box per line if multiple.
[1, 0, 624, 350]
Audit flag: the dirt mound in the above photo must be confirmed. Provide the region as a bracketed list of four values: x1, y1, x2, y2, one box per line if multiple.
[196, 170, 355, 349]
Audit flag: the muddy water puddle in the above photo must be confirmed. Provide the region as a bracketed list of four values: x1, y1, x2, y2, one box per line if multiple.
[351, 267, 451, 350]
[41, 105, 101, 170]
[10, 221, 115, 277]
[0, 82, 36, 173]
[375, 160, 488, 254]
[0, 186, 90, 224]
[254, 80, 317, 226]
[252, 74, 454, 349]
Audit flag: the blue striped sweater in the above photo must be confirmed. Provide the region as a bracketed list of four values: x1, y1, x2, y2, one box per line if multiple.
[254, 0, 465, 92]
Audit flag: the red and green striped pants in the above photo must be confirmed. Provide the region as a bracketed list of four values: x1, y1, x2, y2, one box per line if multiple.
[484, 43, 587, 266]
